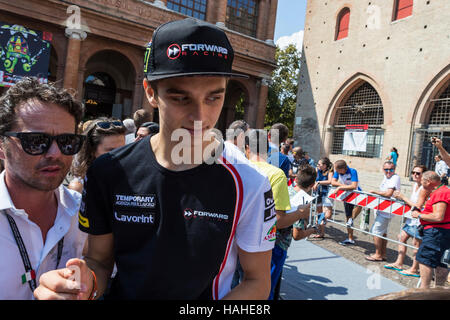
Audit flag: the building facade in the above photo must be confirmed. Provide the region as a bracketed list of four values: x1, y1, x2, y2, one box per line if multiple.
[0, 0, 278, 132]
[294, 0, 450, 176]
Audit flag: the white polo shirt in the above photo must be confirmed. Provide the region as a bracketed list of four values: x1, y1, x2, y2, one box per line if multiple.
[0, 171, 87, 300]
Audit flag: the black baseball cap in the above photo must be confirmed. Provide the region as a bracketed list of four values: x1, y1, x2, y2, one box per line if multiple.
[144, 18, 247, 81]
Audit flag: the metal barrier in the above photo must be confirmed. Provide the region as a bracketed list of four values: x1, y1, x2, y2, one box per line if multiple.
[308, 187, 420, 251]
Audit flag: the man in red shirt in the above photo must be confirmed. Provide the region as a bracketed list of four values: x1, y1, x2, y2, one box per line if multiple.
[411, 171, 450, 289]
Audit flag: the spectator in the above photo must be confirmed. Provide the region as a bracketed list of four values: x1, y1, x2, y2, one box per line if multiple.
[226, 119, 249, 153]
[411, 171, 450, 289]
[331, 159, 362, 245]
[288, 146, 308, 186]
[435, 154, 449, 186]
[133, 109, 152, 132]
[385, 165, 430, 276]
[290, 165, 319, 242]
[280, 143, 291, 159]
[122, 118, 136, 144]
[304, 152, 316, 167]
[68, 118, 126, 194]
[135, 121, 159, 142]
[311, 157, 334, 239]
[365, 161, 401, 262]
[431, 137, 450, 167]
[267, 123, 291, 178]
[286, 138, 295, 163]
[244, 129, 311, 300]
[35, 18, 275, 300]
[386, 147, 399, 167]
[0, 77, 86, 299]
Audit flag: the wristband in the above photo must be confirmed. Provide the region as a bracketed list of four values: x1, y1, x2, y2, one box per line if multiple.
[88, 270, 98, 300]
[418, 214, 422, 220]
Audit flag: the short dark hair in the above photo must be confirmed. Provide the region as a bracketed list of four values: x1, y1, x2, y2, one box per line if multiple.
[0, 77, 84, 135]
[269, 123, 289, 144]
[228, 120, 249, 133]
[295, 165, 317, 189]
[334, 159, 348, 171]
[245, 129, 269, 156]
[138, 122, 160, 134]
[133, 108, 152, 129]
[413, 164, 428, 172]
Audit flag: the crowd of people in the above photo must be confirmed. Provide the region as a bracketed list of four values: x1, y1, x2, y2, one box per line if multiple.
[225, 119, 449, 297]
[0, 17, 448, 301]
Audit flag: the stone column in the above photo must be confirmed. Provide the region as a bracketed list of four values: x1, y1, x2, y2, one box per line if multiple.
[323, 126, 334, 157]
[265, 0, 278, 44]
[132, 74, 144, 111]
[63, 29, 86, 95]
[255, 78, 270, 129]
[213, 0, 228, 28]
[256, 0, 268, 40]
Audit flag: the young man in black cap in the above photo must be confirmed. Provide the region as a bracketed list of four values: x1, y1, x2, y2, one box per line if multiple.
[35, 18, 276, 300]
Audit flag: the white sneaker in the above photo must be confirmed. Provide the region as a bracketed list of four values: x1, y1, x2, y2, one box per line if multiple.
[346, 218, 354, 228]
[339, 239, 355, 245]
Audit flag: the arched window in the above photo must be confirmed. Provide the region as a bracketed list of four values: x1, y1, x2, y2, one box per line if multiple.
[336, 8, 350, 40]
[332, 82, 384, 158]
[393, 0, 413, 21]
[429, 83, 450, 125]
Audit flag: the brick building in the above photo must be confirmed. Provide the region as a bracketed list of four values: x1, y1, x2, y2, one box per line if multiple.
[0, 0, 278, 132]
[294, 0, 450, 176]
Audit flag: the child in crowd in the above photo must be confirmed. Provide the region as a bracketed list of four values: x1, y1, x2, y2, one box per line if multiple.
[288, 165, 320, 241]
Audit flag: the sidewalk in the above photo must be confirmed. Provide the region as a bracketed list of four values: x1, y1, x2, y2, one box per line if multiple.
[279, 239, 406, 300]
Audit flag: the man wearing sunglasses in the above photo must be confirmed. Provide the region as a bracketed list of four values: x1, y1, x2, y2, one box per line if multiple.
[0, 77, 86, 299]
[35, 18, 275, 300]
[366, 161, 401, 262]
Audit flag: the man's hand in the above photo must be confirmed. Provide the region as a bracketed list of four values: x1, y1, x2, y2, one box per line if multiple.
[34, 258, 94, 300]
[393, 190, 404, 200]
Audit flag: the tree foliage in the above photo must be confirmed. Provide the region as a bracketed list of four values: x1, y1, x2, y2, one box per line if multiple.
[264, 44, 300, 136]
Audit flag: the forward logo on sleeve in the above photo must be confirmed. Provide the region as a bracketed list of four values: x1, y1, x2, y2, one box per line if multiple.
[264, 190, 276, 222]
[115, 194, 156, 208]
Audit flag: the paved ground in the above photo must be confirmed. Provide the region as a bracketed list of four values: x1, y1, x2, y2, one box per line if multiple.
[279, 170, 449, 299]
[280, 238, 406, 300]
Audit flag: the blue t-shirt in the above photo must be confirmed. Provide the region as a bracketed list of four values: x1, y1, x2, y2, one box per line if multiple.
[332, 167, 361, 191]
[390, 151, 398, 166]
[267, 144, 291, 178]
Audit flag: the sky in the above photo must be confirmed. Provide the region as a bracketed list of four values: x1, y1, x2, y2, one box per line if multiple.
[274, 0, 307, 52]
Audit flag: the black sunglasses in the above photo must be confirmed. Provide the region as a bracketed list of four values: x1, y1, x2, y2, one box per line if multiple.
[96, 121, 123, 129]
[3, 132, 85, 156]
[411, 171, 422, 175]
[383, 168, 395, 172]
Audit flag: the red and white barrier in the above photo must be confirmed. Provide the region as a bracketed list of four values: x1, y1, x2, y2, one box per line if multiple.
[327, 189, 411, 216]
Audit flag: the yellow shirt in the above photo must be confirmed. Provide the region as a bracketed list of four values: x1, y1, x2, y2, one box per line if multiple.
[251, 161, 291, 211]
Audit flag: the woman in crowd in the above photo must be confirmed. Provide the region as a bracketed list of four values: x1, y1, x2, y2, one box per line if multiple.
[310, 157, 334, 239]
[384, 165, 430, 277]
[386, 147, 399, 167]
[68, 118, 126, 193]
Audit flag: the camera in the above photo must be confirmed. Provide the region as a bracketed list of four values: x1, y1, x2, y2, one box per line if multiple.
[417, 224, 424, 237]
[430, 137, 437, 144]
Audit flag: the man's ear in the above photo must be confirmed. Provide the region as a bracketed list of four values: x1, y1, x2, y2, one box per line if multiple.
[143, 79, 158, 109]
